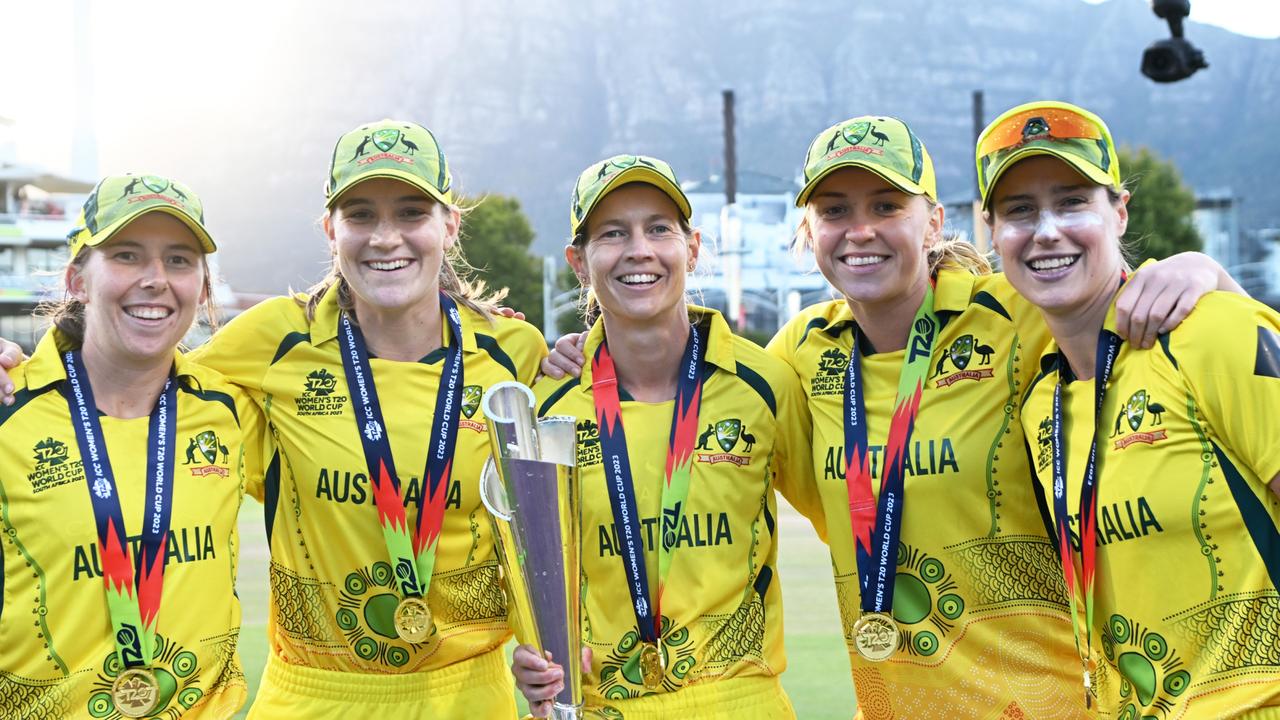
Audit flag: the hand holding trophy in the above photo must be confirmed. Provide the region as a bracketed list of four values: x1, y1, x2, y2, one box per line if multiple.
[480, 382, 583, 719]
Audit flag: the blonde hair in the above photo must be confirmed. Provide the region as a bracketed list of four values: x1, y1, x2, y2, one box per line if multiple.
[795, 196, 992, 277]
[36, 247, 220, 348]
[303, 199, 507, 322]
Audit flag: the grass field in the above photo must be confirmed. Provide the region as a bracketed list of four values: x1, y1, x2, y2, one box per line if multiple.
[231, 500, 856, 718]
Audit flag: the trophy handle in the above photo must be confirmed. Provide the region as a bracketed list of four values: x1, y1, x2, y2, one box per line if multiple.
[479, 457, 511, 521]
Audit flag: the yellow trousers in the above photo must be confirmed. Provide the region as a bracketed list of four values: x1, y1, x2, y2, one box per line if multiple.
[247, 646, 518, 719]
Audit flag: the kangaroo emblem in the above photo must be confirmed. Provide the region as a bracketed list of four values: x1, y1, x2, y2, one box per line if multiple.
[825, 130, 841, 153]
[696, 424, 715, 450]
[930, 349, 951, 379]
[869, 125, 890, 146]
[184, 437, 198, 465]
[121, 178, 142, 197]
[351, 134, 373, 160]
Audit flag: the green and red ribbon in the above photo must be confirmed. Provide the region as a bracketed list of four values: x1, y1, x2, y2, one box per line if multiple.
[592, 321, 705, 644]
[63, 350, 178, 670]
[843, 284, 938, 616]
[338, 292, 464, 608]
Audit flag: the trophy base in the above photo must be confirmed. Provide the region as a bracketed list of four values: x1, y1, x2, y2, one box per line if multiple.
[551, 702, 584, 720]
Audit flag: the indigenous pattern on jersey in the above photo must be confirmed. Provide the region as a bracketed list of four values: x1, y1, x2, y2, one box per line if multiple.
[0, 329, 258, 719]
[534, 308, 820, 717]
[190, 285, 547, 674]
[769, 270, 1090, 720]
[1024, 292, 1280, 719]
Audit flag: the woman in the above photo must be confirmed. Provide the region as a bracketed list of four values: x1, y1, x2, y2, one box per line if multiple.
[0, 120, 548, 716]
[188, 119, 547, 717]
[0, 174, 260, 718]
[981, 100, 1280, 718]
[542, 117, 1238, 719]
[512, 155, 823, 719]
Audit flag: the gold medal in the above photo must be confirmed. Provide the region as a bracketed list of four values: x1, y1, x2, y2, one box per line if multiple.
[112, 667, 159, 718]
[639, 641, 665, 689]
[394, 596, 433, 643]
[853, 612, 900, 662]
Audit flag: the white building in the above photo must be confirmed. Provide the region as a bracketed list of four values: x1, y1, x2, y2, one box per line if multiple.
[0, 162, 93, 350]
[684, 171, 833, 335]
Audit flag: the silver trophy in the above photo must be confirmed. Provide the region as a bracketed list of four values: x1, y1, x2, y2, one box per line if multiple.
[480, 382, 582, 720]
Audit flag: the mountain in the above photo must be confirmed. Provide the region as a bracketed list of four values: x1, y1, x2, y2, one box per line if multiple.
[97, 0, 1279, 293]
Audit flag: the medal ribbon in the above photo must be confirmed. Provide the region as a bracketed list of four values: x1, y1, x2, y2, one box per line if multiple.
[1051, 328, 1122, 704]
[844, 284, 938, 614]
[63, 350, 178, 670]
[338, 292, 464, 601]
[591, 322, 705, 643]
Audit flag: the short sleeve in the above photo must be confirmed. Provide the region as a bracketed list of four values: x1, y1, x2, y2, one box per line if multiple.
[1174, 292, 1280, 484]
[189, 296, 304, 393]
[768, 361, 827, 544]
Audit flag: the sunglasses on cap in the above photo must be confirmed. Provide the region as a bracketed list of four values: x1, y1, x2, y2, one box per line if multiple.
[976, 101, 1121, 207]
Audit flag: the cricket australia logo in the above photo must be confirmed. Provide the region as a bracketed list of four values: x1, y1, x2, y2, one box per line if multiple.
[811, 348, 848, 397]
[351, 127, 419, 167]
[695, 419, 754, 466]
[819, 120, 886, 162]
[930, 334, 996, 388]
[459, 385, 486, 433]
[28, 436, 82, 494]
[297, 368, 347, 417]
[184, 430, 230, 477]
[1110, 389, 1168, 450]
[576, 419, 602, 467]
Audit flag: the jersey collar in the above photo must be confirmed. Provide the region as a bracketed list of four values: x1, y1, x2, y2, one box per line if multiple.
[309, 281, 481, 356]
[23, 327, 196, 393]
[578, 304, 737, 389]
[824, 268, 976, 340]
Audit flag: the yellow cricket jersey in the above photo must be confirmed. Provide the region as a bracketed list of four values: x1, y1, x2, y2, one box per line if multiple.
[0, 329, 260, 719]
[532, 307, 822, 716]
[1022, 291, 1280, 719]
[768, 269, 1090, 720]
[190, 284, 547, 675]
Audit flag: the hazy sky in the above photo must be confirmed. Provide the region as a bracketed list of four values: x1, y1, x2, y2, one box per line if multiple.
[2, 0, 1276, 180]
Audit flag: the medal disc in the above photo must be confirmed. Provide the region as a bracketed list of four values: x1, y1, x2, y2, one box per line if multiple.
[394, 596, 433, 643]
[853, 612, 900, 662]
[639, 641, 665, 689]
[112, 667, 160, 718]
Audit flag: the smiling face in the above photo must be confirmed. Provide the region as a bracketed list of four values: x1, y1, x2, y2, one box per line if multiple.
[987, 155, 1128, 318]
[803, 167, 942, 312]
[566, 183, 699, 328]
[69, 212, 208, 365]
[325, 177, 459, 317]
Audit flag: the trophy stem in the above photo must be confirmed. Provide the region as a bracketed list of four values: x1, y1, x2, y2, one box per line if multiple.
[550, 703, 584, 720]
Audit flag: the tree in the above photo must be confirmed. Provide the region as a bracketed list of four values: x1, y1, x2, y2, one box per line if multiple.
[458, 195, 544, 329]
[1119, 146, 1202, 263]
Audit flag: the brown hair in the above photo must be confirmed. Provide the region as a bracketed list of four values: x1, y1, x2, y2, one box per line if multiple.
[36, 248, 220, 348]
[302, 200, 507, 322]
[796, 196, 992, 277]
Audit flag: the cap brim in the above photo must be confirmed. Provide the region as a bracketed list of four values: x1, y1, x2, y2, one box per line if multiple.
[325, 169, 451, 209]
[795, 160, 929, 208]
[84, 205, 216, 254]
[573, 166, 692, 235]
[981, 146, 1115, 211]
